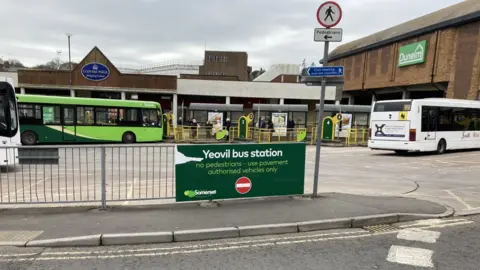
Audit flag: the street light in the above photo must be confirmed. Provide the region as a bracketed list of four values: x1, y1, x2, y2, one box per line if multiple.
[66, 33, 73, 97]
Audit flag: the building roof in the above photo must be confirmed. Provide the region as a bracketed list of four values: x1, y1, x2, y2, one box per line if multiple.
[329, 0, 480, 61]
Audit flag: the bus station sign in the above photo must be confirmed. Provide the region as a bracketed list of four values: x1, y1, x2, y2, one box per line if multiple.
[175, 143, 306, 202]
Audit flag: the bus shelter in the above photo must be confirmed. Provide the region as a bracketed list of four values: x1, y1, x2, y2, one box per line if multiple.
[315, 104, 371, 129]
[252, 104, 309, 128]
[186, 103, 244, 125]
[251, 104, 309, 142]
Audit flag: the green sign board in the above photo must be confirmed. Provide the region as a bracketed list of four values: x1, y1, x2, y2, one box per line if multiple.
[175, 143, 306, 202]
[42, 106, 54, 124]
[398, 40, 427, 67]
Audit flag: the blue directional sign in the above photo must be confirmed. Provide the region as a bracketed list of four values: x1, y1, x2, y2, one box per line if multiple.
[306, 66, 344, 77]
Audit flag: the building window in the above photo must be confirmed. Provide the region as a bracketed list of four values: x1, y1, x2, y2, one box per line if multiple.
[206, 55, 214, 62]
[215, 56, 221, 62]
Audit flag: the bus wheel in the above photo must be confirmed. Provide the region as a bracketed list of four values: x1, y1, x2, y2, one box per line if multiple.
[122, 132, 136, 144]
[436, 139, 447, 155]
[21, 131, 38, 145]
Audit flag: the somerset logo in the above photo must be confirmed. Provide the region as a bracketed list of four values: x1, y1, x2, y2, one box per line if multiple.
[184, 190, 216, 198]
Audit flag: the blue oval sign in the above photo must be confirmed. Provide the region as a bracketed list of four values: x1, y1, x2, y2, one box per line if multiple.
[81, 62, 110, 81]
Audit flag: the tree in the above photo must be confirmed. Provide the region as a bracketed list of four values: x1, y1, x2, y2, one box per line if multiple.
[0, 58, 25, 70]
[251, 68, 266, 80]
[33, 60, 78, 70]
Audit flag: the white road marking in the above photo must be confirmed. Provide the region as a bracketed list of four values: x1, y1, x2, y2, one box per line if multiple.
[0, 233, 372, 262]
[0, 253, 39, 258]
[446, 190, 473, 210]
[387, 245, 434, 268]
[397, 229, 441, 243]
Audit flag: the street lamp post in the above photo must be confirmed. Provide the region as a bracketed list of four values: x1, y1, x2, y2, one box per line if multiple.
[66, 33, 74, 97]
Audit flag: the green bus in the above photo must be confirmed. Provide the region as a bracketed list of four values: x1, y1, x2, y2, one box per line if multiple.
[17, 94, 163, 145]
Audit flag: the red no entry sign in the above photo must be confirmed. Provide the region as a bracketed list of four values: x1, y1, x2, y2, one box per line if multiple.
[235, 177, 252, 194]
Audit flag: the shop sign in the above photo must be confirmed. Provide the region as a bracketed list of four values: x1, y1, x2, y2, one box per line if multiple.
[81, 62, 110, 81]
[175, 143, 306, 202]
[398, 40, 427, 67]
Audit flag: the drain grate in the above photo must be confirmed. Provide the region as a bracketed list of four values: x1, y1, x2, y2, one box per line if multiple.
[363, 224, 399, 234]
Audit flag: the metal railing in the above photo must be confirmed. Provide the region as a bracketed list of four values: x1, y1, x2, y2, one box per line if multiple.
[309, 127, 369, 146]
[345, 128, 369, 146]
[173, 126, 307, 143]
[173, 126, 236, 142]
[0, 145, 175, 207]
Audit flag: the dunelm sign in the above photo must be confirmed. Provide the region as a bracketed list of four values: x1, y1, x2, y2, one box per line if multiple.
[398, 40, 427, 67]
[81, 62, 110, 81]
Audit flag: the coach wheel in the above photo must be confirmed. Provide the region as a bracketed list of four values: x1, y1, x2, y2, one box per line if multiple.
[21, 130, 38, 145]
[436, 139, 447, 155]
[122, 132, 136, 144]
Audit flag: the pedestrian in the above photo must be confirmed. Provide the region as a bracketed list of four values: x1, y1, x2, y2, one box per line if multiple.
[267, 116, 274, 141]
[225, 118, 231, 140]
[190, 119, 200, 139]
[205, 121, 213, 139]
[287, 118, 295, 140]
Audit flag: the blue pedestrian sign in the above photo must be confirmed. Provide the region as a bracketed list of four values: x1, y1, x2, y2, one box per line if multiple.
[306, 66, 344, 77]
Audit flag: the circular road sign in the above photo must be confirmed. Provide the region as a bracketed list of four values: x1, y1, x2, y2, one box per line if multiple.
[235, 177, 252, 194]
[317, 1, 342, 28]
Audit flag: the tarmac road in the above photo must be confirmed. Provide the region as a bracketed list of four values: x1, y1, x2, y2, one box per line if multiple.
[0, 216, 477, 269]
[1, 145, 479, 213]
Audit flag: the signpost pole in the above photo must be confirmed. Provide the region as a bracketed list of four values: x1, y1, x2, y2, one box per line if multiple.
[312, 41, 329, 198]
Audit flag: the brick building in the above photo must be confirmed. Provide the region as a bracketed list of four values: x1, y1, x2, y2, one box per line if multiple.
[199, 50, 252, 81]
[327, 0, 480, 105]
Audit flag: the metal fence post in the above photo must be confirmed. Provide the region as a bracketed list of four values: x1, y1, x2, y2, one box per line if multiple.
[100, 147, 107, 210]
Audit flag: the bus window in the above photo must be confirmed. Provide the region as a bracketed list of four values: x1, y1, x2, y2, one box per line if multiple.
[142, 109, 159, 127]
[374, 101, 412, 112]
[95, 107, 118, 125]
[118, 108, 139, 124]
[77, 107, 94, 125]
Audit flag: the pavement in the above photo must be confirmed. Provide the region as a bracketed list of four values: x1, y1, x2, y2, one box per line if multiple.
[0, 193, 450, 246]
[0, 216, 477, 269]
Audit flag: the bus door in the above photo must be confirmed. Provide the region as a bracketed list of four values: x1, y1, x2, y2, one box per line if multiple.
[62, 106, 76, 142]
[422, 106, 437, 142]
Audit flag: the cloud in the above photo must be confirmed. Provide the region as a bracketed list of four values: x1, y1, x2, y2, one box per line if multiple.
[0, 0, 465, 70]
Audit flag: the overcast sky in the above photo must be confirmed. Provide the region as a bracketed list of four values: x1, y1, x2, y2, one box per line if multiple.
[0, 0, 464, 70]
